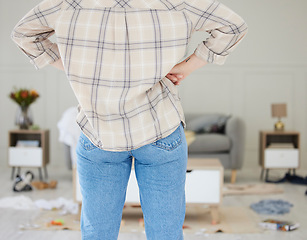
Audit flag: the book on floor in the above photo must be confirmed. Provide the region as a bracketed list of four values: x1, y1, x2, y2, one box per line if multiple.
[259, 219, 300, 231]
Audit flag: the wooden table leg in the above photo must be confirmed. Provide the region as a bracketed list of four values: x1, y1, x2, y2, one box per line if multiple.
[210, 206, 220, 225]
[78, 203, 82, 220]
[231, 169, 237, 183]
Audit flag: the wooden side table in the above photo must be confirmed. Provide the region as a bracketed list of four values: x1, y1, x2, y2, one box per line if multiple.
[8, 129, 50, 180]
[259, 130, 300, 181]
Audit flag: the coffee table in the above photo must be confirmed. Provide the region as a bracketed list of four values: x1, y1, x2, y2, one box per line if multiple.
[125, 158, 224, 224]
[186, 158, 224, 224]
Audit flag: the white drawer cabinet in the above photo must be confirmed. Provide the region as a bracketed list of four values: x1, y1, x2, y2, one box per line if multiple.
[264, 149, 299, 168]
[8, 129, 49, 180]
[9, 147, 43, 167]
[259, 131, 300, 180]
[185, 170, 221, 204]
[125, 169, 222, 204]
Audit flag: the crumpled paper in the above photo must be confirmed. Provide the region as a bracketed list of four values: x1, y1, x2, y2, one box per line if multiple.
[0, 196, 78, 215]
[0, 195, 37, 210]
[35, 197, 79, 215]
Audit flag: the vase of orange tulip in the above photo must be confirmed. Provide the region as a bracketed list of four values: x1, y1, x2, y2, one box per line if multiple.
[9, 88, 39, 129]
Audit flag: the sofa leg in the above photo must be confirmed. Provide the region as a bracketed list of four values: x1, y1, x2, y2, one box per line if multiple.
[231, 170, 237, 184]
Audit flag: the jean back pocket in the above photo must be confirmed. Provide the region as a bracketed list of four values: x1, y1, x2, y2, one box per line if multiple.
[79, 133, 97, 151]
[152, 125, 182, 151]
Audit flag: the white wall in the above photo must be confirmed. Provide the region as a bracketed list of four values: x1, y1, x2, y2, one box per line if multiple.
[0, 0, 306, 170]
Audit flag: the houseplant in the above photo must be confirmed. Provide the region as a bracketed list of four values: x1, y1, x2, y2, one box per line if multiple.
[9, 88, 39, 129]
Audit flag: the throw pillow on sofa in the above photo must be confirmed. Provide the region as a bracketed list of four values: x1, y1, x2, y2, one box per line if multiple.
[187, 114, 231, 134]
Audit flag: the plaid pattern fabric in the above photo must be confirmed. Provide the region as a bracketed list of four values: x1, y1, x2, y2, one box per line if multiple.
[12, 0, 247, 151]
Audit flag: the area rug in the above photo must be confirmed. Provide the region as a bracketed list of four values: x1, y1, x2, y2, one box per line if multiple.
[31, 205, 263, 234]
[120, 205, 263, 234]
[223, 183, 283, 196]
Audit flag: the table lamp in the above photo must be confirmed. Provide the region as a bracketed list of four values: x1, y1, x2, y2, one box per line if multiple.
[271, 103, 287, 131]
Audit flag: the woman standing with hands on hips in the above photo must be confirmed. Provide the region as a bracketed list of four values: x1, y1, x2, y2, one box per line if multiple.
[12, 0, 247, 239]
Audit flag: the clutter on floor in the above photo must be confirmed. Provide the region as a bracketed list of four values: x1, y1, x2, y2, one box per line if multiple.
[259, 219, 300, 231]
[32, 180, 58, 190]
[266, 172, 307, 185]
[0, 195, 79, 231]
[25, 209, 80, 231]
[0, 196, 37, 210]
[120, 205, 262, 235]
[34, 197, 79, 215]
[49, 219, 65, 226]
[223, 183, 283, 196]
[13, 171, 34, 192]
[14, 204, 263, 234]
[0, 196, 78, 215]
[250, 199, 293, 215]
[12, 170, 58, 192]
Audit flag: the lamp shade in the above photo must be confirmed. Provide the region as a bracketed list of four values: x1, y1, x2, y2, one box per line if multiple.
[271, 103, 287, 118]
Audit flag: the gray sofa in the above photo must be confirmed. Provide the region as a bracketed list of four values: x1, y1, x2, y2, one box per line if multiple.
[185, 113, 245, 183]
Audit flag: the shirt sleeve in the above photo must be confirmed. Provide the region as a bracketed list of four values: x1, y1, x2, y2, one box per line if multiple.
[184, 0, 248, 65]
[11, 0, 63, 69]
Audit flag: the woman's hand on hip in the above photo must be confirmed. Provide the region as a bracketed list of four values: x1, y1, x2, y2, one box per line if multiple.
[166, 53, 207, 85]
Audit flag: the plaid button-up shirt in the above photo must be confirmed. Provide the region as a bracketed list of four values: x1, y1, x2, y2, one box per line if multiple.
[12, 0, 247, 151]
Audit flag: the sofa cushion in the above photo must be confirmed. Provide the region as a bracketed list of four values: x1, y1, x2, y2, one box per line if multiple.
[187, 114, 230, 133]
[188, 134, 231, 153]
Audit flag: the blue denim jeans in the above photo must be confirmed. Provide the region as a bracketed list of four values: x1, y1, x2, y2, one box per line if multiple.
[76, 124, 187, 240]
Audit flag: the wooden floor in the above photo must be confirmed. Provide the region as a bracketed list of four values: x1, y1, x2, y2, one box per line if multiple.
[0, 165, 306, 240]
